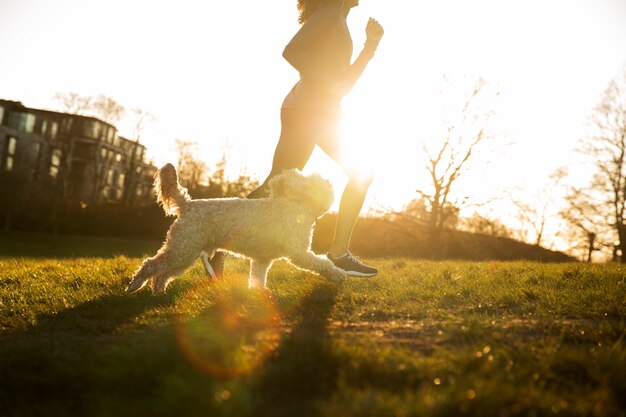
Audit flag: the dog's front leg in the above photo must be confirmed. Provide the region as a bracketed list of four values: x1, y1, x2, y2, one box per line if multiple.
[289, 250, 346, 282]
[249, 259, 273, 289]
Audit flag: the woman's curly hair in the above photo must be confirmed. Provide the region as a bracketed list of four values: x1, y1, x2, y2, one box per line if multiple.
[297, 0, 338, 24]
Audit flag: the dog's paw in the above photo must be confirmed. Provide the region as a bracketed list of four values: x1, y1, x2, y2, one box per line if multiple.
[126, 278, 147, 294]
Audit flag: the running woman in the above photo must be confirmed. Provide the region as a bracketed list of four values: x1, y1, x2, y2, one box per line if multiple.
[210, 0, 384, 277]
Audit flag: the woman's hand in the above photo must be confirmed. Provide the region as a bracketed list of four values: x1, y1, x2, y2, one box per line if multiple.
[365, 18, 384, 45]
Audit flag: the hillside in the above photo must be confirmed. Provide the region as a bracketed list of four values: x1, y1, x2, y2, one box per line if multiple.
[1, 206, 573, 262]
[312, 214, 574, 262]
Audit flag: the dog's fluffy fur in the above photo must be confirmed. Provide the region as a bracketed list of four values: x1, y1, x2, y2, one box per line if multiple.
[126, 164, 346, 293]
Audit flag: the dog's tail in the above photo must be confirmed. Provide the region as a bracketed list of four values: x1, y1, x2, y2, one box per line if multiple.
[154, 163, 191, 217]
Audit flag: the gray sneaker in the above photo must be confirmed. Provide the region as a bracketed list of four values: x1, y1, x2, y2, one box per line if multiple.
[327, 251, 378, 277]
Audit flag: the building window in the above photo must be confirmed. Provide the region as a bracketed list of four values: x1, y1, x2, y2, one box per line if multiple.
[62, 117, 73, 134]
[116, 173, 125, 200]
[7, 112, 35, 133]
[41, 120, 59, 139]
[50, 122, 58, 139]
[50, 148, 62, 178]
[32, 142, 42, 180]
[0, 106, 4, 124]
[106, 169, 114, 185]
[100, 147, 107, 159]
[115, 153, 122, 163]
[107, 129, 115, 144]
[8, 137, 17, 154]
[4, 136, 17, 171]
[136, 147, 144, 161]
[84, 121, 101, 140]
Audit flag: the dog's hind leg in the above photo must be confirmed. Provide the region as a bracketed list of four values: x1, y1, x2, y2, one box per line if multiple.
[127, 225, 206, 294]
[249, 259, 273, 289]
[151, 272, 176, 294]
[288, 250, 347, 283]
[127, 249, 201, 294]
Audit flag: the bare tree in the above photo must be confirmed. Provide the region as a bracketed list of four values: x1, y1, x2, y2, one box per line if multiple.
[54, 92, 126, 125]
[53, 92, 92, 115]
[561, 68, 626, 262]
[91, 95, 126, 125]
[129, 107, 156, 142]
[174, 139, 208, 189]
[561, 187, 607, 262]
[224, 172, 259, 198]
[122, 108, 156, 205]
[417, 77, 497, 248]
[514, 167, 567, 247]
[464, 212, 515, 239]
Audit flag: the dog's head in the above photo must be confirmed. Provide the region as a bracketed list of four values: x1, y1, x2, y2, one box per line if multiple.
[268, 169, 334, 216]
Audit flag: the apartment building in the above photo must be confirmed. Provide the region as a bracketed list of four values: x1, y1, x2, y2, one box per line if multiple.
[0, 99, 156, 206]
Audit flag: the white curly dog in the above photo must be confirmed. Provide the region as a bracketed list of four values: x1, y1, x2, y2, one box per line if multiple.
[126, 164, 347, 294]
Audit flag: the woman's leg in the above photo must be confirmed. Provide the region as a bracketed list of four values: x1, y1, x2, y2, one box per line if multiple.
[248, 108, 316, 199]
[328, 175, 373, 257]
[315, 112, 377, 276]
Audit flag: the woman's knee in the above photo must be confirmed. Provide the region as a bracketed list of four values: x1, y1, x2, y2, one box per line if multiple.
[247, 177, 271, 199]
[247, 166, 285, 199]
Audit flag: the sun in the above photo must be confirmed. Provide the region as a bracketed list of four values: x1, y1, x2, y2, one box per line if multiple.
[300, 91, 420, 213]
[336, 107, 382, 181]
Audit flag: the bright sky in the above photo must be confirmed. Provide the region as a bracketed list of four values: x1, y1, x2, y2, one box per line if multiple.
[1, 0, 626, 223]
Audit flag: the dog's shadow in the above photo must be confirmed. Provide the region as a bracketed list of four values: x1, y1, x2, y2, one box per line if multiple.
[249, 281, 341, 417]
[27, 291, 175, 334]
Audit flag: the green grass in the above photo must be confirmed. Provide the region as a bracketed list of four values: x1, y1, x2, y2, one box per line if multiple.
[1, 237, 626, 416]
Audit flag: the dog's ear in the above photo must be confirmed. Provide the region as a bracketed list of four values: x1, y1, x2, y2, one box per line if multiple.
[270, 170, 334, 215]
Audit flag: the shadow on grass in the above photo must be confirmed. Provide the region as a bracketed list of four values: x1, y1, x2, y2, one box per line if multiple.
[0, 279, 342, 417]
[0, 231, 161, 259]
[40, 292, 176, 333]
[248, 282, 341, 417]
[0, 291, 177, 417]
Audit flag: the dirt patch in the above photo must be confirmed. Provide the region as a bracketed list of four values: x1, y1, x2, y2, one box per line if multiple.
[325, 317, 605, 350]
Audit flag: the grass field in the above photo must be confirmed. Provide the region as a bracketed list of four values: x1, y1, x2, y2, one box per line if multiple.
[1, 233, 625, 417]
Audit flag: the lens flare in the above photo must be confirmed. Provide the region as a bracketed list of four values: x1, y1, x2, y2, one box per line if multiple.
[175, 280, 282, 378]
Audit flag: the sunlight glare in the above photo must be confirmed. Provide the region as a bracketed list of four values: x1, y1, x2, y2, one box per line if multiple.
[336, 106, 382, 182]
[176, 281, 281, 377]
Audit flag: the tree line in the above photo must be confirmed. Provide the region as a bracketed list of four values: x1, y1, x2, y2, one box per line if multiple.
[4, 68, 626, 263]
